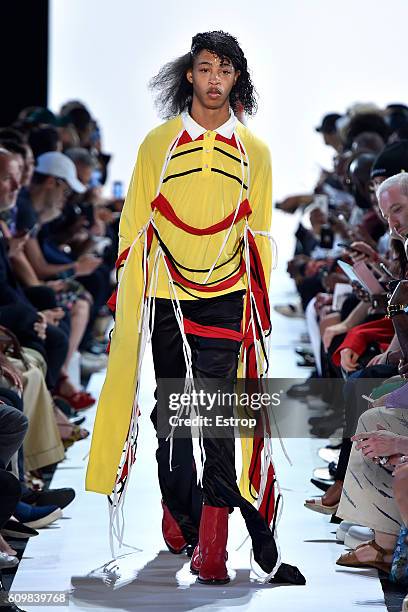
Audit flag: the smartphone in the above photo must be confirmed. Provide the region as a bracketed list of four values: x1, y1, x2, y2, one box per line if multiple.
[112, 180, 124, 199]
[320, 225, 334, 249]
[336, 242, 366, 255]
[353, 261, 384, 294]
[337, 260, 362, 285]
[337, 242, 353, 251]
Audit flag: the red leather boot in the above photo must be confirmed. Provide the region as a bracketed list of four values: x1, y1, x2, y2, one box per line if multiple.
[190, 544, 201, 575]
[197, 505, 229, 584]
[161, 501, 187, 554]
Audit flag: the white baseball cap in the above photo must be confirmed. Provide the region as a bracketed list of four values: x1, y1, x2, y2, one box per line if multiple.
[35, 152, 86, 193]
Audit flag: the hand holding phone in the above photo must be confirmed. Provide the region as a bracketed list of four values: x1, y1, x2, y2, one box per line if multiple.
[349, 241, 379, 263]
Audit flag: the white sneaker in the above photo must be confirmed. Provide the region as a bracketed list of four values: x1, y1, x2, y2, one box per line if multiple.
[318, 447, 341, 464]
[274, 303, 304, 318]
[81, 352, 108, 374]
[0, 551, 19, 569]
[344, 525, 374, 549]
[336, 521, 355, 543]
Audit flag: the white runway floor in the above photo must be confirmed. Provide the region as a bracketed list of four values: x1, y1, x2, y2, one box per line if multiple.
[11, 211, 387, 611]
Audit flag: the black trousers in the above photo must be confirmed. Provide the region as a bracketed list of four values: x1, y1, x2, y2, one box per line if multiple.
[0, 470, 21, 529]
[150, 292, 281, 572]
[0, 400, 28, 471]
[150, 291, 243, 544]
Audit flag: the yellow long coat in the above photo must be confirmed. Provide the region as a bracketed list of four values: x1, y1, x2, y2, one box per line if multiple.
[86, 115, 272, 496]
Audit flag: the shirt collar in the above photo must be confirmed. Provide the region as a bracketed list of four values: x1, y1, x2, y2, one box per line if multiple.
[181, 109, 237, 141]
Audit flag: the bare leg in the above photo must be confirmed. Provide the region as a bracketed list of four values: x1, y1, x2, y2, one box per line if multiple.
[59, 298, 90, 394]
[306, 480, 343, 506]
[349, 531, 397, 564]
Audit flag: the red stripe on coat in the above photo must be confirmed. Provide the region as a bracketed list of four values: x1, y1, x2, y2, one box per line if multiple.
[152, 193, 251, 235]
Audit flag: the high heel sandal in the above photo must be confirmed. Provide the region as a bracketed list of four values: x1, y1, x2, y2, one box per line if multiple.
[304, 497, 339, 515]
[54, 374, 95, 410]
[62, 425, 89, 450]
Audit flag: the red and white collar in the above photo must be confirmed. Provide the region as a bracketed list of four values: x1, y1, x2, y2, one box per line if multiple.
[181, 109, 237, 141]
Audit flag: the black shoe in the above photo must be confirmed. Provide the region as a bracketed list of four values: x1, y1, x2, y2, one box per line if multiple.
[53, 395, 76, 418]
[69, 415, 86, 427]
[328, 461, 338, 477]
[1, 604, 27, 612]
[295, 346, 313, 357]
[21, 488, 75, 510]
[287, 374, 320, 398]
[296, 356, 316, 367]
[310, 423, 343, 438]
[310, 478, 332, 493]
[0, 519, 38, 539]
[325, 441, 342, 450]
[308, 412, 336, 426]
[286, 382, 311, 398]
[330, 514, 342, 524]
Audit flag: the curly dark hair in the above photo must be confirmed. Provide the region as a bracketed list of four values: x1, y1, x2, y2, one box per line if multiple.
[149, 30, 257, 119]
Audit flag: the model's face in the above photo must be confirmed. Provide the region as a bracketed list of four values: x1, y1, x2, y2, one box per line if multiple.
[186, 50, 240, 111]
[379, 184, 408, 239]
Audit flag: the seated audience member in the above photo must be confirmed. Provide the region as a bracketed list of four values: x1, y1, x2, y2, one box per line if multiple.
[15, 151, 109, 370]
[335, 405, 407, 571]
[0, 149, 95, 402]
[0, 400, 28, 564]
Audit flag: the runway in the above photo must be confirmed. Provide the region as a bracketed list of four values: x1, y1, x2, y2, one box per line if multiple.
[10, 210, 388, 611]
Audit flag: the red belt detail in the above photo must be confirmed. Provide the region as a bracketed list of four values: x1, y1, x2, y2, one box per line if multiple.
[165, 256, 246, 292]
[152, 193, 251, 235]
[183, 318, 243, 342]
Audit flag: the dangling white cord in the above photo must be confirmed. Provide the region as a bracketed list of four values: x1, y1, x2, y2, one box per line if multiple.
[105, 127, 204, 559]
[158, 250, 206, 484]
[107, 220, 157, 558]
[155, 129, 185, 197]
